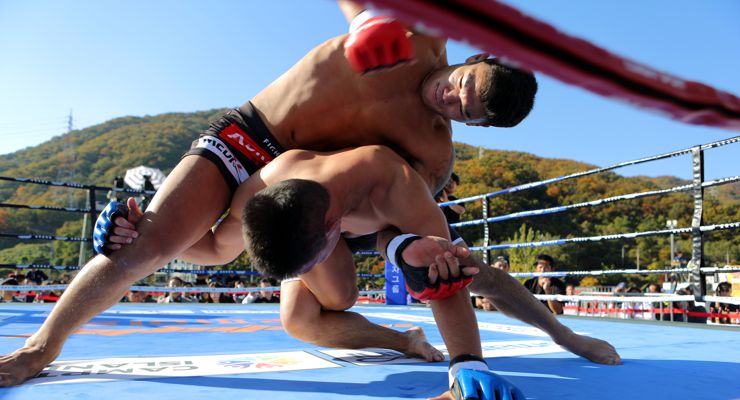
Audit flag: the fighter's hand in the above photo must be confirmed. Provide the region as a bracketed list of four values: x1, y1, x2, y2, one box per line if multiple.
[538, 276, 551, 292]
[344, 15, 414, 74]
[93, 197, 142, 254]
[402, 236, 475, 281]
[428, 370, 525, 400]
[394, 235, 477, 301]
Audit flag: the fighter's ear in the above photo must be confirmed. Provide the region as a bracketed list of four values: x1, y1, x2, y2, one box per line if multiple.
[465, 53, 490, 63]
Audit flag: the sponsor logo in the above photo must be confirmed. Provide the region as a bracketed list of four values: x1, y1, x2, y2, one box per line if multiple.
[218, 354, 309, 369]
[195, 137, 249, 183]
[30, 351, 340, 385]
[219, 124, 275, 166]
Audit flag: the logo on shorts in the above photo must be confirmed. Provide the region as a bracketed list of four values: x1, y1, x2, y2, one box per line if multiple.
[197, 137, 249, 183]
[219, 124, 275, 166]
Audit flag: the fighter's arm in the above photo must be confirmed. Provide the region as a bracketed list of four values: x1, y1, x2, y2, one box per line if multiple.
[376, 159, 523, 399]
[337, 0, 447, 40]
[180, 175, 265, 264]
[101, 175, 265, 265]
[377, 160, 451, 239]
[179, 212, 243, 265]
[374, 156, 477, 297]
[337, 0, 364, 23]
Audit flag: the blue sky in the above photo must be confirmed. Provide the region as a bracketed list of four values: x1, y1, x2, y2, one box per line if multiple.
[0, 0, 738, 181]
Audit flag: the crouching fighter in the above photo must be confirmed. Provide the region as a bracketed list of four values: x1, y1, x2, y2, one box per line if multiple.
[99, 145, 525, 399]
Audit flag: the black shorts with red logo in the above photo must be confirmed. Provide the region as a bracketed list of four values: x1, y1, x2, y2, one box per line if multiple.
[183, 102, 284, 192]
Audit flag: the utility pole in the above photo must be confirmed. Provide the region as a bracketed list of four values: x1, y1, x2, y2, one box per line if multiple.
[621, 245, 626, 268]
[666, 219, 678, 266]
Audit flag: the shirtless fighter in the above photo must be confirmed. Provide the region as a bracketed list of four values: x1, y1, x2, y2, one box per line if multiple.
[105, 145, 523, 398]
[0, 0, 570, 391]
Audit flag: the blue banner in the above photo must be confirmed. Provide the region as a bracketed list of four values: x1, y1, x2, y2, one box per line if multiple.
[384, 261, 407, 305]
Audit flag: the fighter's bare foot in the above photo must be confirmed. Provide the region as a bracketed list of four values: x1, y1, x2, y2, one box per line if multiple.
[403, 327, 444, 362]
[557, 332, 622, 365]
[0, 343, 59, 387]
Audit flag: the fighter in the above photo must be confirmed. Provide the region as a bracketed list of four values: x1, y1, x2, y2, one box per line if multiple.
[0, 0, 556, 394]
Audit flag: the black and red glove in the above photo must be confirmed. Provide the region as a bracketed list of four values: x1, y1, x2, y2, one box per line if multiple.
[344, 10, 414, 74]
[387, 234, 473, 301]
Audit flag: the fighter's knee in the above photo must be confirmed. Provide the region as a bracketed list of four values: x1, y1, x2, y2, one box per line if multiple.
[320, 286, 359, 311]
[281, 311, 316, 340]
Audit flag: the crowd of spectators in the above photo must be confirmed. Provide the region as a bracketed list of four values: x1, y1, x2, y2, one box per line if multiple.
[467, 254, 738, 326]
[1, 269, 283, 305]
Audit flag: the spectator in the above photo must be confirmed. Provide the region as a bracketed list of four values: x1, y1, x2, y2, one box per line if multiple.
[224, 273, 241, 288]
[523, 254, 565, 315]
[35, 280, 63, 303]
[646, 283, 662, 320]
[1, 278, 24, 303]
[435, 173, 465, 225]
[246, 278, 280, 304]
[199, 290, 214, 304]
[9, 269, 25, 283]
[564, 283, 579, 316]
[233, 281, 248, 303]
[25, 267, 48, 285]
[474, 296, 495, 311]
[209, 282, 235, 304]
[195, 273, 209, 286]
[181, 282, 198, 303]
[158, 277, 197, 303]
[492, 256, 510, 273]
[59, 274, 72, 284]
[711, 282, 738, 325]
[673, 251, 688, 268]
[611, 282, 627, 318]
[673, 288, 707, 324]
[125, 286, 154, 303]
[619, 286, 643, 320]
[21, 278, 37, 303]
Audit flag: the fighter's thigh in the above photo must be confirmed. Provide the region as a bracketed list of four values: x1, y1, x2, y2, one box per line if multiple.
[299, 238, 359, 311]
[110, 155, 231, 266]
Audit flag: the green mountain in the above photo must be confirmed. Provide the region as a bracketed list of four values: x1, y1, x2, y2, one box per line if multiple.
[0, 110, 737, 285]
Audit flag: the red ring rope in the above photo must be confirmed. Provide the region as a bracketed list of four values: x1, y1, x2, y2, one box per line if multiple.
[366, 0, 740, 130]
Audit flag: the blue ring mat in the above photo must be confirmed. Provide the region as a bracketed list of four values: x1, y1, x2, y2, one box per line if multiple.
[1, 303, 738, 399]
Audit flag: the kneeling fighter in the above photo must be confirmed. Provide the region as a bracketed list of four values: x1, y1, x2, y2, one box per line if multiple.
[99, 145, 524, 400]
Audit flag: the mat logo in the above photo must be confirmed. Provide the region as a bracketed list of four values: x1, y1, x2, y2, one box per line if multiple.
[218, 354, 302, 369]
[30, 352, 340, 385]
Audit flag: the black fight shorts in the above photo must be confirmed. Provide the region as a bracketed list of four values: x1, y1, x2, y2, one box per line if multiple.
[344, 226, 465, 253]
[183, 102, 285, 192]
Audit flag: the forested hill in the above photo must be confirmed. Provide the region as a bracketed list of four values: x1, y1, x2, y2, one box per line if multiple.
[0, 109, 736, 276]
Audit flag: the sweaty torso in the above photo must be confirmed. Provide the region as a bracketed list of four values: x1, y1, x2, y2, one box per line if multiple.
[248, 34, 453, 192]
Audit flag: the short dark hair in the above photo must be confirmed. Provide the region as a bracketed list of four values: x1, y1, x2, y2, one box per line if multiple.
[717, 282, 731, 293]
[480, 59, 537, 127]
[242, 179, 330, 279]
[536, 254, 555, 267]
[450, 172, 460, 185]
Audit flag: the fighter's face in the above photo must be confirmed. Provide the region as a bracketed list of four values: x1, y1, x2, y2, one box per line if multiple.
[421, 61, 490, 124]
